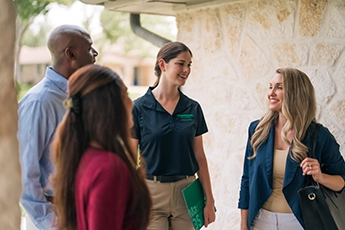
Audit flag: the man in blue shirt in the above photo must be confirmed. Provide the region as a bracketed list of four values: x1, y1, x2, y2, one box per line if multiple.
[18, 24, 98, 229]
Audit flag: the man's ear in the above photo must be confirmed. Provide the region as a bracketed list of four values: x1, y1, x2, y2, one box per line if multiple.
[158, 59, 166, 72]
[64, 47, 76, 60]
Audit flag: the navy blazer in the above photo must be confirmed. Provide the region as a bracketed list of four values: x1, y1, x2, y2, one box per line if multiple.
[238, 120, 345, 229]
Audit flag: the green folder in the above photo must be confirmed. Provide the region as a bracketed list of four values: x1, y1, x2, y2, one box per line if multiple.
[182, 178, 216, 230]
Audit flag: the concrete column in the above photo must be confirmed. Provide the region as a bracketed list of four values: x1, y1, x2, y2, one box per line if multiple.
[0, 0, 22, 229]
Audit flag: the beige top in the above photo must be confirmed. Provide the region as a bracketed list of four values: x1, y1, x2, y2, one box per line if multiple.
[262, 149, 292, 213]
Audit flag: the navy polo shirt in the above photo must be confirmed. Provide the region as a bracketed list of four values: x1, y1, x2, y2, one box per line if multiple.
[132, 87, 208, 176]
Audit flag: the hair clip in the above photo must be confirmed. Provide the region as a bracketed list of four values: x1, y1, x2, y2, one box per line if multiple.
[63, 98, 73, 109]
[63, 94, 81, 114]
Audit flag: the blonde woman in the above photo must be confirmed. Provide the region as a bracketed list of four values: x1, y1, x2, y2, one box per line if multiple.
[238, 68, 345, 230]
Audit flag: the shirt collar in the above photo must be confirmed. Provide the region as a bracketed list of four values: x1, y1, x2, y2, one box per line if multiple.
[45, 67, 68, 93]
[140, 86, 192, 114]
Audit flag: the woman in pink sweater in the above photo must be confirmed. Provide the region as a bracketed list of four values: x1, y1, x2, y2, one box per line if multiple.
[52, 64, 151, 230]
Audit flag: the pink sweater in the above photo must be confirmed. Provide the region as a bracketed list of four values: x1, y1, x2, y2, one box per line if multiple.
[75, 147, 140, 230]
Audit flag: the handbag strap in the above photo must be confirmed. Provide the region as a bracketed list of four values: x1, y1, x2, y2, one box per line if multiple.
[308, 123, 320, 158]
[305, 123, 320, 185]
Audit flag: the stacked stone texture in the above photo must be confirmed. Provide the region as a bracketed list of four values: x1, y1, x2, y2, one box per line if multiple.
[176, 0, 345, 228]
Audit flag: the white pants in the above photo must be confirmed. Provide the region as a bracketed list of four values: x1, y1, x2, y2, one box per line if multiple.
[251, 209, 304, 230]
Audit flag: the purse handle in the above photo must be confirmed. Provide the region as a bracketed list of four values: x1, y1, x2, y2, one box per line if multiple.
[308, 123, 320, 158]
[305, 123, 320, 185]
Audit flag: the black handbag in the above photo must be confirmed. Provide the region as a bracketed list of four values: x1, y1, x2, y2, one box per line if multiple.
[298, 124, 345, 230]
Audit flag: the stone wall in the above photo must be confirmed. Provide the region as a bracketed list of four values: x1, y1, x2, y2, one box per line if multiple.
[176, 0, 345, 228]
[0, 0, 22, 229]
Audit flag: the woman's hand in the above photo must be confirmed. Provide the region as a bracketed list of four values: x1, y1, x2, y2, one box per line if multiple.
[300, 157, 323, 183]
[203, 202, 216, 227]
[301, 157, 345, 191]
[240, 222, 249, 230]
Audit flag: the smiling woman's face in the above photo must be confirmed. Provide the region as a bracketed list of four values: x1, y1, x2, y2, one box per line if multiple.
[268, 73, 284, 112]
[160, 51, 192, 87]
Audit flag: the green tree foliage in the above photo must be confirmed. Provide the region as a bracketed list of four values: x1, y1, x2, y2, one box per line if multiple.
[22, 22, 52, 47]
[14, 0, 74, 41]
[100, 11, 177, 57]
[14, 0, 73, 21]
[13, 0, 74, 80]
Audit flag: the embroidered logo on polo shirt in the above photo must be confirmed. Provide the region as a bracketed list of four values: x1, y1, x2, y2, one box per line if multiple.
[177, 114, 193, 121]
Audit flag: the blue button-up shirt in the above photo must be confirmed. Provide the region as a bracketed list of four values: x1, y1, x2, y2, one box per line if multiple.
[18, 67, 67, 230]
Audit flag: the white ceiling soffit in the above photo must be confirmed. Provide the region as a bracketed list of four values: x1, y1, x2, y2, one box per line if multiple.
[79, 0, 233, 16]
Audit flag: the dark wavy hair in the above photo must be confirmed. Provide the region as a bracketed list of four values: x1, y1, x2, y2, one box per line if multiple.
[153, 41, 193, 86]
[51, 64, 151, 230]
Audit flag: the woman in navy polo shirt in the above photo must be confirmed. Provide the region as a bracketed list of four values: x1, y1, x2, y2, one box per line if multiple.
[131, 41, 216, 230]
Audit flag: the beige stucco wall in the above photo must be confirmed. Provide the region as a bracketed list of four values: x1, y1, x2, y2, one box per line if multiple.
[176, 0, 345, 228]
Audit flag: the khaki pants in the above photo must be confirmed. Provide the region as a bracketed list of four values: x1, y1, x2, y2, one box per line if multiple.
[146, 176, 195, 230]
